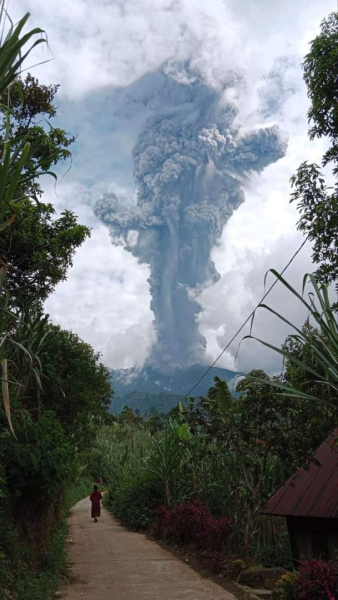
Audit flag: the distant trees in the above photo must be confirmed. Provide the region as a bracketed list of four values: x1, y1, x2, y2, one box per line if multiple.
[118, 406, 143, 427]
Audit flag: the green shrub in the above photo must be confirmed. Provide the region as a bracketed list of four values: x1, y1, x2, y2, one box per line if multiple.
[256, 531, 293, 570]
[63, 476, 93, 512]
[0, 507, 64, 600]
[110, 473, 162, 530]
[0, 476, 92, 600]
[5, 412, 77, 500]
[272, 571, 299, 600]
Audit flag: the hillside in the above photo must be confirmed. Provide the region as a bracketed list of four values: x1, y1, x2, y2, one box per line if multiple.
[110, 391, 184, 416]
[109, 363, 241, 416]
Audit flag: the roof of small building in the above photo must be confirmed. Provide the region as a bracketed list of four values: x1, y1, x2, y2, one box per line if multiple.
[262, 428, 338, 519]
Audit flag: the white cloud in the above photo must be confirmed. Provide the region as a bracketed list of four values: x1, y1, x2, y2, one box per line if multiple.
[199, 231, 314, 374]
[14, 0, 336, 371]
[198, 119, 329, 373]
[15, 0, 334, 100]
[44, 212, 155, 369]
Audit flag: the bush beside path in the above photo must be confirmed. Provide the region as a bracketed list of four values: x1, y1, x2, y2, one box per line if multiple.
[59, 497, 237, 600]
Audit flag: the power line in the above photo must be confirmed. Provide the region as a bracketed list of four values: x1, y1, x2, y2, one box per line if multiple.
[185, 238, 308, 397]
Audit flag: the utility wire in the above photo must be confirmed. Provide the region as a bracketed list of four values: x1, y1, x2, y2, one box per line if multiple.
[185, 238, 308, 398]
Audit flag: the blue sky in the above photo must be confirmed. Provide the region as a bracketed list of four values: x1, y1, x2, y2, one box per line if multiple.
[13, 0, 336, 373]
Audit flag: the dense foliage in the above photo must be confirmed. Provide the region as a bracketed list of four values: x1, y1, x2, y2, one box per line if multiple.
[154, 501, 234, 550]
[273, 560, 338, 600]
[0, 73, 90, 306]
[0, 476, 93, 600]
[0, 199, 90, 306]
[93, 413, 291, 566]
[33, 325, 112, 446]
[96, 298, 337, 570]
[4, 413, 76, 500]
[0, 10, 110, 599]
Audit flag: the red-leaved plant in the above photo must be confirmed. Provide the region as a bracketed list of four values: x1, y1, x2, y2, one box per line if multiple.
[172, 500, 211, 544]
[295, 559, 338, 599]
[154, 500, 234, 551]
[206, 517, 235, 551]
[154, 505, 175, 538]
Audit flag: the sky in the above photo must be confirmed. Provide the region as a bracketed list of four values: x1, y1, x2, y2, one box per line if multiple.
[13, 0, 336, 375]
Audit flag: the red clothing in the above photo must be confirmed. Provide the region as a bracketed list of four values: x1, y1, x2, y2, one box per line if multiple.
[90, 490, 102, 518]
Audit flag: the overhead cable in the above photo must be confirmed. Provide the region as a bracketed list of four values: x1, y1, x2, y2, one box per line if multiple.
[185, 238, 308, 397]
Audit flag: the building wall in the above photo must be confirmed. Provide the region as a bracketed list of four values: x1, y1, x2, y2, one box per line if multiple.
[287, 517, 338, 563]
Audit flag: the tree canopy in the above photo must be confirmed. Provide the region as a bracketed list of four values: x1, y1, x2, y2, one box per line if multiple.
[290, 13, 338, 294]
[0, 75, 90, 305]
[32, 325, 112, 448]
[1, 74, 75, 201]
[0, 200, 89, 305]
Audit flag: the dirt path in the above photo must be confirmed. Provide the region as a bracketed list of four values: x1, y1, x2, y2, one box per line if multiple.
[60, 497, 237, 600]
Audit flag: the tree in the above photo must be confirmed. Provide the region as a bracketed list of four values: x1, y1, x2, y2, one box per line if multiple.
[0, 66, 90, 426]
[1, 73, 75, 201]
[16, 325, 112, 449]
[235, 366, 336, 475]
[0, 75, 90, 306]
[290, 13, 338, 294]
[146, 412, 165, 434]
[0, 66, 51, 430]
[0, 199, 90, 305]
[118, 406, 143, 427]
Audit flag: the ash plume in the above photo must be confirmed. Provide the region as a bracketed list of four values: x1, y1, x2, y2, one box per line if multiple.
[95, 63, 287, 373]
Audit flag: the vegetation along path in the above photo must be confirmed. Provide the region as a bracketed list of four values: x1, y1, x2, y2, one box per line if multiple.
[60, 497, 237, 600]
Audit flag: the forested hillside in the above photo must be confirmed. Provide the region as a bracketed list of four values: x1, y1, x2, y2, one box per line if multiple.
[110, 363, 240, 415]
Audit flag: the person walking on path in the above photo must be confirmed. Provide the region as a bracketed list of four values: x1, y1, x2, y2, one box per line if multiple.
[90, 485, 102, 523]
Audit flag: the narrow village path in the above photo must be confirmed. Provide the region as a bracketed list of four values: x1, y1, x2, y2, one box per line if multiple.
[60, 497, 237, 600]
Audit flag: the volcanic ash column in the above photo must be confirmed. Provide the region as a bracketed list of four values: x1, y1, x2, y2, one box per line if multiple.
[95, 65, 287, 373]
